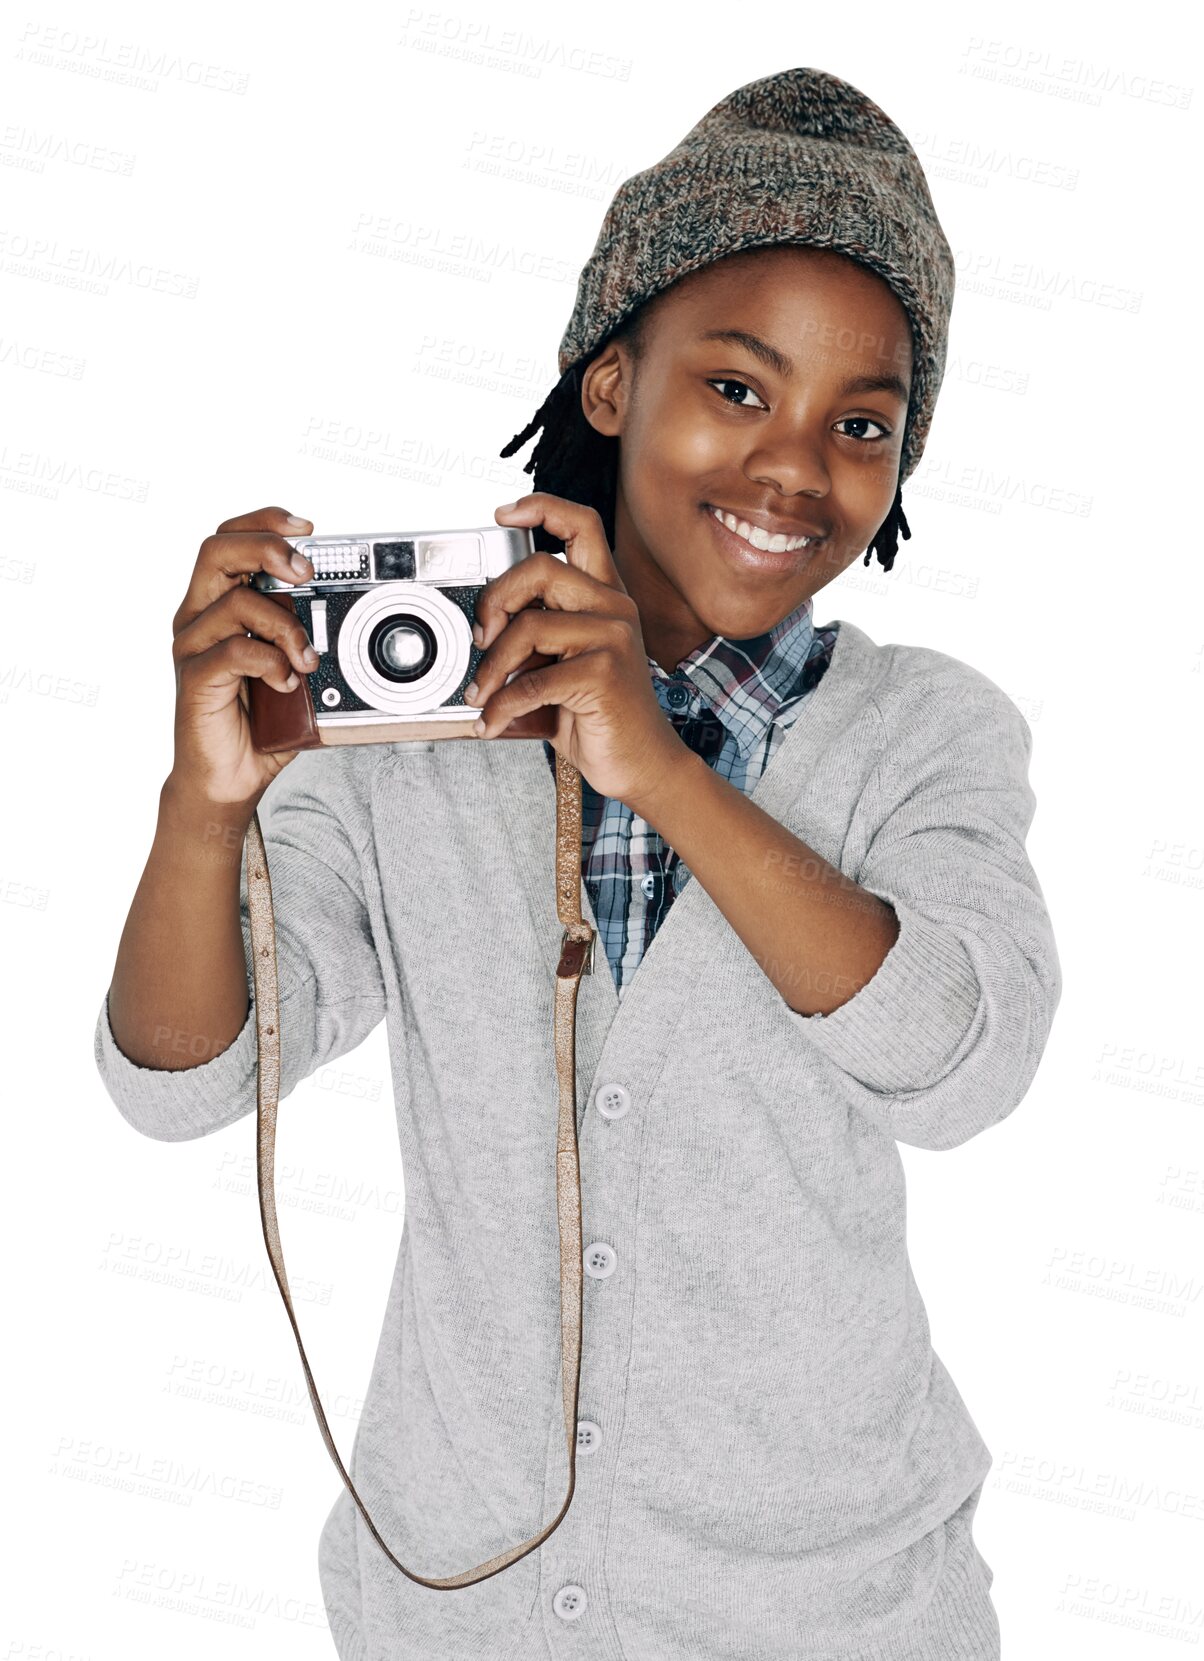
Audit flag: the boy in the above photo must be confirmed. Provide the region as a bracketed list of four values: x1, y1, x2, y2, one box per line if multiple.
[96, 68, 1061, 1660]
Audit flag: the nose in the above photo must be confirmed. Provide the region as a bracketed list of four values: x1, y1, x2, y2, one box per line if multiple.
[742, 426, 831, 498]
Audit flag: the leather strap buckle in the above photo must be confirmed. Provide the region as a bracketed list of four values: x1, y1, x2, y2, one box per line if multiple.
[557, 928, 595, 979]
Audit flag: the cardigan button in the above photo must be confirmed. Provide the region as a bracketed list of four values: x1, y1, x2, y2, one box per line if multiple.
[583, 1242, 616, 1279]
[576, 1419, 602, 1455]
[553, 1583, 588, 1621]
[593, 1082, 631, 1119]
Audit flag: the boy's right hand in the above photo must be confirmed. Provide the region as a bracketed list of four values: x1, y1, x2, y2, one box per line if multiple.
[165, 506, 320, 812]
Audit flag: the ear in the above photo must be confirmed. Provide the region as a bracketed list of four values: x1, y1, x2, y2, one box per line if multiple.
[579, 344, 628, 442]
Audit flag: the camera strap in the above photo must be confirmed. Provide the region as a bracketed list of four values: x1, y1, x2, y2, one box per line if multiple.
[244, 745, 595, 1589]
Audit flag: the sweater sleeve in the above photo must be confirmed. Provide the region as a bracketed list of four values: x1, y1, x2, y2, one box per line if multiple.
[784, 666, 1062, 1151]
[93, 748, 387, 1144]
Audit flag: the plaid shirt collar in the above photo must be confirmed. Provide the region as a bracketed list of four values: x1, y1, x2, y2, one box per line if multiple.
[646, 594, 819, 760]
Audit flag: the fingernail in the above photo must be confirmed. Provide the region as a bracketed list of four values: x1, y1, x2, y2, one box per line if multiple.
[495, 500, 520, 513]
[290, 552, 310, 574]
[303, 646, 320, 668]
[285, 514, 311, 528]
[472, 622, 483, 645]
[464, 680, 479, 703]
[473, 717, 487, 736]
[284, 673, 299, 690]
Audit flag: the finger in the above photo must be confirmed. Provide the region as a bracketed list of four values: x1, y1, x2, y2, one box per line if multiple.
[174, 585, 320, 682]
[467, 608, 631, 710]
[493, 493, 625, 591]
[175, 529, 313, 637]
[215, 504, 313, 537]
[175, 508, 314, 635]
[475, 551, 635, 652]
[181, 632, 303, 698]
[474, 654, 608, 740]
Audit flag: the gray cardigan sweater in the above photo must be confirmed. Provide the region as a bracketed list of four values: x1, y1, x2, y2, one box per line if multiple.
[94, 617, 1062, 1661]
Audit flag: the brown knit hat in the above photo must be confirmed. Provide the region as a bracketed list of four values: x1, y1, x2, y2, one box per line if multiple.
[557, 67, 955, 486]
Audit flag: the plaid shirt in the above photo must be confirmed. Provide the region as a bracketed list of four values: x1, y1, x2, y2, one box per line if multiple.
[544, 597, 840, 1000]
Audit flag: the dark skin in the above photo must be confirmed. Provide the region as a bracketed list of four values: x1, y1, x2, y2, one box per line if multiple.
[464, 245, 917, 1015]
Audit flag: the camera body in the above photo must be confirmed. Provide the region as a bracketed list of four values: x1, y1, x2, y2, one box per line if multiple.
[247, 525, 560, 752]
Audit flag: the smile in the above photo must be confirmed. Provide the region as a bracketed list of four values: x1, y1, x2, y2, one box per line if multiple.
[708, 506, 815, 554]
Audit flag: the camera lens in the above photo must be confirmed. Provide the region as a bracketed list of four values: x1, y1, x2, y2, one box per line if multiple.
[368, 613, 437, 683]
[338, 582, 470, 715]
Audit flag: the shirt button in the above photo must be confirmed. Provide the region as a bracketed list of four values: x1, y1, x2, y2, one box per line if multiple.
[552, 1583, 588, 1621]
[583, 1242, 616, 1279]
[640, 873, 656, 899]
[672, 862, 690, 893]
[576, 1419, 602, 1455]
[666, 684, 689, 708]
[593, 1083, 631, 1120]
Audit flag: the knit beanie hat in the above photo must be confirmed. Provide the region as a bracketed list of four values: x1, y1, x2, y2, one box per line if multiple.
[556, 66, 955, 489]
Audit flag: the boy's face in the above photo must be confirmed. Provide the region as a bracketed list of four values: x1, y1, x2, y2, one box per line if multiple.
[580, 246, 915, 671]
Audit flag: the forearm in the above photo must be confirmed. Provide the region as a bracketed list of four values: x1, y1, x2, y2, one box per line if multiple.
[633, 746, 899, 1017]
[106, 781, 259, 1069]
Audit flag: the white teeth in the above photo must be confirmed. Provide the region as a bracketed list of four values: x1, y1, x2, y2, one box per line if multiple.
[711, 506, 812, 553]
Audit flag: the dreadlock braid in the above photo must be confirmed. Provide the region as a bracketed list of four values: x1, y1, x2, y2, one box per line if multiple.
[498, 304, 911, 574]
[497, 362, 619, 556]
[862, 482, 911, 572]
[498, 311, 649, 558]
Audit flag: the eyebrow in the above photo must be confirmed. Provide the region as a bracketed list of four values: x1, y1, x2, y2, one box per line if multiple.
[696, 328, 911, 404]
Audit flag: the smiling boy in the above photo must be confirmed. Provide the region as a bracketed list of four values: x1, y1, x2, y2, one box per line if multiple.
[96, 68, 1061, 1661]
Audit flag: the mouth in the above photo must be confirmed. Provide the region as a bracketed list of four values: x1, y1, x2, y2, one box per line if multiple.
[702, 503, 825, 573]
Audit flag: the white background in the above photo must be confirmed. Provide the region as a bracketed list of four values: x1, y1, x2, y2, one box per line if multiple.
[2, 2, 1200, 1656]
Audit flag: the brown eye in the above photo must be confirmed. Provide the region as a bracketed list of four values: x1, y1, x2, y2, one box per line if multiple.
[707, 378, 768, 410]
[835, 416, 891, 442]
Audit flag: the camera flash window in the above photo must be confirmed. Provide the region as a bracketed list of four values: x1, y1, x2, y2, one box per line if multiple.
[419, 536, 481, 581]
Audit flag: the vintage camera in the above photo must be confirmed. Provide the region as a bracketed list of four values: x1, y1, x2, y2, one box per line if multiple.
[247, 525, 563, 753]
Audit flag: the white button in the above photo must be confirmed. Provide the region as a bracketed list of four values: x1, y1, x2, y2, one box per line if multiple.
[553, 1583, 588, 1621]
[576, 1419, 602, 1455]
[673, 862, 690, 893]
[583, 1241, 616, 1279]
[640, 873, 656, 898]
[593, 1082, 631, 1120]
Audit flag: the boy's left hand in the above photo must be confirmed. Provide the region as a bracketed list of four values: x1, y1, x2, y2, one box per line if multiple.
[466, 492, 689, 811]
